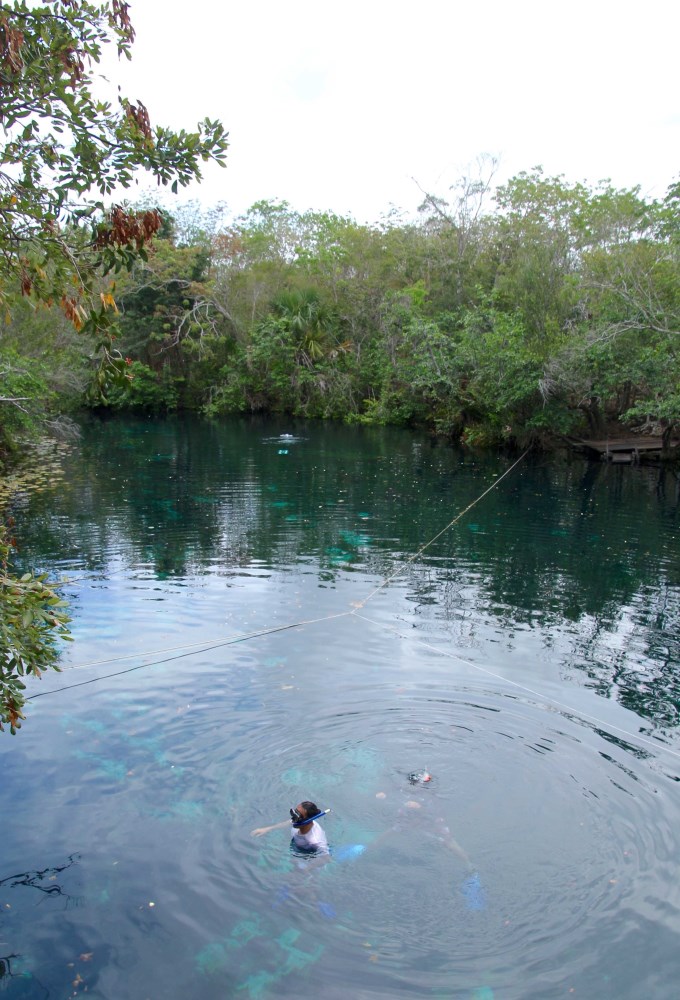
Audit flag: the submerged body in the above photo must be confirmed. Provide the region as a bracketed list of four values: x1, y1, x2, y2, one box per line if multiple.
[291, 818, 329, 855]
[251, 800, 331, 862]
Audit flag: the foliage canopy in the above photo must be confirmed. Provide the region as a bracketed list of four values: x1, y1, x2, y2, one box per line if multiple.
[0, 0, 228, 338]
[100, 174, 680, 452]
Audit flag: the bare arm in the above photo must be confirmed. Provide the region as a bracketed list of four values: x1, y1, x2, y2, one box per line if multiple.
[251, 819, 291, 837]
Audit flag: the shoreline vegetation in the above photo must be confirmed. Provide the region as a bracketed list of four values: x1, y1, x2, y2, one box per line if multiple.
[3, 170, 679, 466]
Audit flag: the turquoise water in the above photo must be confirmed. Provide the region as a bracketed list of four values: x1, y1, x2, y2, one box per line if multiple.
[1, 415, 679, 999]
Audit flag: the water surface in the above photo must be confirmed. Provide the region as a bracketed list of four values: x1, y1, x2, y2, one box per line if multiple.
[2, 415, 679, 999]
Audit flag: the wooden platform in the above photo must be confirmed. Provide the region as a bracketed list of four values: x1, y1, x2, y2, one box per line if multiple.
[570, 437, 678, 463]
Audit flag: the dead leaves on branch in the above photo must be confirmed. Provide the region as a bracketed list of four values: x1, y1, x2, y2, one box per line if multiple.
[0, 15, 24, 75]
[60, 295, 86, 330]
[15, 205, 160, 330]
[123, 99, 153, 143]
[1, 1, 135, 87]
[110, 0, 135, 47]
[95, 207, 162, 251]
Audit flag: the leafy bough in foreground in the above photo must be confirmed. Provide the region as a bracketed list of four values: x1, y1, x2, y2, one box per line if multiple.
[0, 525, 71, 733]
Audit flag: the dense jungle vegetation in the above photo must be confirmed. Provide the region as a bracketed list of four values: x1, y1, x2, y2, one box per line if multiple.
[3, 166, 679, 458]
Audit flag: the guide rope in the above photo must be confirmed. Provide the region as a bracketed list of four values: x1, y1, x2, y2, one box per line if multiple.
[351, 610, 680, 762]
[353, 448, 530, 609]
[30, 449, 529, 686]
[26, 611, 352, 701]
[24, 448, 680, 764]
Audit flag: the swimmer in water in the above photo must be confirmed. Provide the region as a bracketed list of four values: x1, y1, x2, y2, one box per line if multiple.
[374, 771, 473, 868]
[251, 800, 331, 859]
[253, 802, 336, 915]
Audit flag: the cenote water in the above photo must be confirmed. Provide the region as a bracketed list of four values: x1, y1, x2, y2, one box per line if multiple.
[2, 415, 680, 1000]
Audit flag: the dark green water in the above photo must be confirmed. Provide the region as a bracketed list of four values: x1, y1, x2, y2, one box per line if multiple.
[2, 415, 679, 999]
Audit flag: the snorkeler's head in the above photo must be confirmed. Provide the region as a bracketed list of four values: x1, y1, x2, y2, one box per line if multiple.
[408, 770, 432, 786]
[290, 801, 320, 827]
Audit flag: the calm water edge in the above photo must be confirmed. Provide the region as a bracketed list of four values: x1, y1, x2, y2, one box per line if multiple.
[1, 414, 679, 1000]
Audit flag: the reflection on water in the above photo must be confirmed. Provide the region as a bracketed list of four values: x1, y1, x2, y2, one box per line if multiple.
[0, 855, 81, 904]
[1, 415, 680, 999]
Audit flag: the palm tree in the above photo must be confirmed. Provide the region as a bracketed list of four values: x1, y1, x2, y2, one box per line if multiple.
[271, 288, 331, 366]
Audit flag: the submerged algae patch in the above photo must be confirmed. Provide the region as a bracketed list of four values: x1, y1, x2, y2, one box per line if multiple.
[196, 916, 265, 975]
[196, 916, 324, 999]
[73, 750, 129, 782]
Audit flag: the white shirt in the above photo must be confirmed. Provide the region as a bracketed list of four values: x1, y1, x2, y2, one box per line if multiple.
[291, 820, 329, 854]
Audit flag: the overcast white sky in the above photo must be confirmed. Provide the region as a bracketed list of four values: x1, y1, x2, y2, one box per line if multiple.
[114, 0, 678, 223]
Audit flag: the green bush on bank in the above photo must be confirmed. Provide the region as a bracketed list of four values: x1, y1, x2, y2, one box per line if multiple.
[103, 361, 181, 414]
[0, 525, 72, 734]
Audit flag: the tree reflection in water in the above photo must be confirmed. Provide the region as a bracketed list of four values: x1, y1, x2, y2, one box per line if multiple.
[0, 853, 81, 907]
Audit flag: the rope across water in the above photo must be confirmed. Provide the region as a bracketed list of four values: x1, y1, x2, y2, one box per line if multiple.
[32, 448, 531, 685]
[25, 449, 680, 763]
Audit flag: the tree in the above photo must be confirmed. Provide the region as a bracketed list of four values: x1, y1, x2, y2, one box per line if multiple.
[415, 153, 499, 309]
[534, 181, 680, 439]
[0, 1, 228, 374]
[0, 1, 228, 728]
[270, 288, 333, 365]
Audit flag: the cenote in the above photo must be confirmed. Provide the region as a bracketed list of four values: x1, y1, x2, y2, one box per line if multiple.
[2, 414, 680, 1000]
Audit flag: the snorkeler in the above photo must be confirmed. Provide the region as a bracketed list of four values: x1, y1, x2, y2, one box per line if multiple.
[252, 802, 337, 917]
[251, 778, 483, 910]
[374, 770, 473, 868]
[251, 800, 331, 856]
[374, 770, 485, 909]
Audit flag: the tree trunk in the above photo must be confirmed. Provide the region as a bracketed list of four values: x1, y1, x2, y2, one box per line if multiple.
[579, 397, 606, 436]
[661, 422, 678, 460]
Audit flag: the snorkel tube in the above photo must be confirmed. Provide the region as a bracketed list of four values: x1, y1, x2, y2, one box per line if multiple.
[290, 807, 331, 828]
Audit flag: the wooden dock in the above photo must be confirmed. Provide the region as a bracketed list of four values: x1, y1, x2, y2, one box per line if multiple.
[570, 437, 678, 463]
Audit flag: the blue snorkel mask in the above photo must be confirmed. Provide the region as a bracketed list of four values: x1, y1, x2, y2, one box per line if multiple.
[290, 807, 331, 828]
